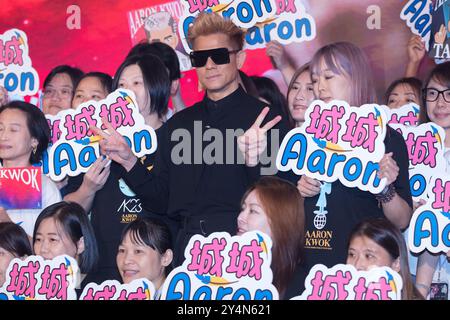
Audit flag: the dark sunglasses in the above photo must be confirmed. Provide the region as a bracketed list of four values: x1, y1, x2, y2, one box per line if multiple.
[189, 48, 240, 68]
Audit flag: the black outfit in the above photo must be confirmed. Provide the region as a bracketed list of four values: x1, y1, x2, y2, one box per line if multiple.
[303, 126, 412, 271]
[283, 262, 308, 299]
[124, 86, 290, 264]
[65, 128, 178, 284]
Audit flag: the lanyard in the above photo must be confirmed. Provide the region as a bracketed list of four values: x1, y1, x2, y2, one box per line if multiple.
[436, 255, 448, 283]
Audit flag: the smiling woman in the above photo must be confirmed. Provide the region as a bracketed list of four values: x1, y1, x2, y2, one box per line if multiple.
[116, 217, 173, 299]
[32, 201, 98, 290]
[416, 61, 450, 299]
[298, 42, 413, 275]
[287, 63, 315, 128]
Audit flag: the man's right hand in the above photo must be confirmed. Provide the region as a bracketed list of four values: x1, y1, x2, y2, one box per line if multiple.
[237, 107, 281, 167]
[90, 117, 137, 172]
[297, 176, 321, 197]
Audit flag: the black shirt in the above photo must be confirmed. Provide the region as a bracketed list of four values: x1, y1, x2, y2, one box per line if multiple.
[283, 263, 308, 299]
[303, 126, 412, 271]
[124, 86, 291, 261]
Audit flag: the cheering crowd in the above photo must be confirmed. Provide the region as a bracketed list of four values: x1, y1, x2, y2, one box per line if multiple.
[0, 12, 449, 300]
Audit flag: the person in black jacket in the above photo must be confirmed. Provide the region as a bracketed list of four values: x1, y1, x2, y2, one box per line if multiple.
[91, 12, 290, 265]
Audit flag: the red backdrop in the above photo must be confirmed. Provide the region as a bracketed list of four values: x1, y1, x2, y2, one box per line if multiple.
[0, 0, 274, 107]
[0, 1, 434, 106]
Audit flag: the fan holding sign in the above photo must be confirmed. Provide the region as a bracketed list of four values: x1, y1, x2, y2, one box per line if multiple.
[278, 42, 413, 272]
[61, 54, 172, 286]
[415, 61, 450, 300]
[347, 218, 423, 300]
[0, 101, 61, 236]
[91, 13, 290, 269]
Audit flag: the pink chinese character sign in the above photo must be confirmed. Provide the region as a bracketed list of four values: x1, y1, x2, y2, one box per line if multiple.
[178, 0, 316, 54]
[80, 278, 155, 300]
[0, 167, 42, 210]
[0, 29, 39, 96]
[390, 123, 446, 202]
[382, 103, 421, 127]
[0, 255, 78, 300]
[160, 231, 278, 300]
[408, 174, 450, 254]
[291, 264, 403, 300]
[44, 89, 157, 181]
[277, 100, 389, 194]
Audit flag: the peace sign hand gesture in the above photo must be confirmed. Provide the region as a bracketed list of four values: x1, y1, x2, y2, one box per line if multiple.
[89, 117, 137, 172]
[238, 107, 281, 167]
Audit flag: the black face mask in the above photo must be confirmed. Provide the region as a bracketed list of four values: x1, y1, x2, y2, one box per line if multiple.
[189, 48, 239, 68]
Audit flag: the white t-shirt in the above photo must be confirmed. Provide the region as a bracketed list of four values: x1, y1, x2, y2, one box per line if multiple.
[7, 174, 62, 236]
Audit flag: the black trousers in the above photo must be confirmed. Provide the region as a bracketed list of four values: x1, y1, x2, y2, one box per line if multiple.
[174, 213, 238, 266]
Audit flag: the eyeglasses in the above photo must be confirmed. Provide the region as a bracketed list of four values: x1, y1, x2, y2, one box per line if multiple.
[42, 87, 73, 99]
[189, 48, 240, 68]
[422, 88, 450, 103]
